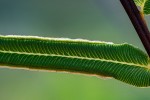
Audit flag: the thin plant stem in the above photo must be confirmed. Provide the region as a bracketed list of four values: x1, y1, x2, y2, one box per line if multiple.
[120, 0, 150, 56]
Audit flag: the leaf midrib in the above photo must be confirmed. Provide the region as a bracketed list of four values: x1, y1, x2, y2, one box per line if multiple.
[0, 50, 147, 68]
[141, 0, 147, 13]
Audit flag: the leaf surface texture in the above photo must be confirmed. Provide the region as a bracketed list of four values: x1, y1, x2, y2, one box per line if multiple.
[134, 0, 150, 15]
[0, 35, 149, 87]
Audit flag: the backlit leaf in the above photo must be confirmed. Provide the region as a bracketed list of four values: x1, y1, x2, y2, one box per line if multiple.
[134, 0, 150, 15]
[0, 35, 149, 87]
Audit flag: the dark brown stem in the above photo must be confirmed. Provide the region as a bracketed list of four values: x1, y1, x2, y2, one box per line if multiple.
[120, 0, 150, 56]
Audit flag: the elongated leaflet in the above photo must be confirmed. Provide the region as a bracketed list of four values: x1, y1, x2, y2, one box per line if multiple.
[0, 35, 149, 87]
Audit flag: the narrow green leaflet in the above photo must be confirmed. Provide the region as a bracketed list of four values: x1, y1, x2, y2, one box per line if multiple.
[134, 0, 150, 15]
[0, 35, 150, 87]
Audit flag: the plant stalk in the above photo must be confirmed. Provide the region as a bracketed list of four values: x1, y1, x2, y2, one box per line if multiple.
[120, 0, 150, 57]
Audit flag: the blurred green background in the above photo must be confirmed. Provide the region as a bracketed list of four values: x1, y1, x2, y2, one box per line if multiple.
[0, 0, 150, 100]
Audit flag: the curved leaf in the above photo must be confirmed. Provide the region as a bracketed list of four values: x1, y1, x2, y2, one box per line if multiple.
[0, 35, 149, 87]
[134, 0, 150, 15]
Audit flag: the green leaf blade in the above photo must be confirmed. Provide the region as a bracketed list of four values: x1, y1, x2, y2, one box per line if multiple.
[144, 0, 150, 14]
[134, 0, 150, 15]
[0, 35, 149, 87]
[0, 35, 148, 66]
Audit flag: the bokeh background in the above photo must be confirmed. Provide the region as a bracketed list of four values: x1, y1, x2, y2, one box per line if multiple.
[0, 0, 150, 100]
